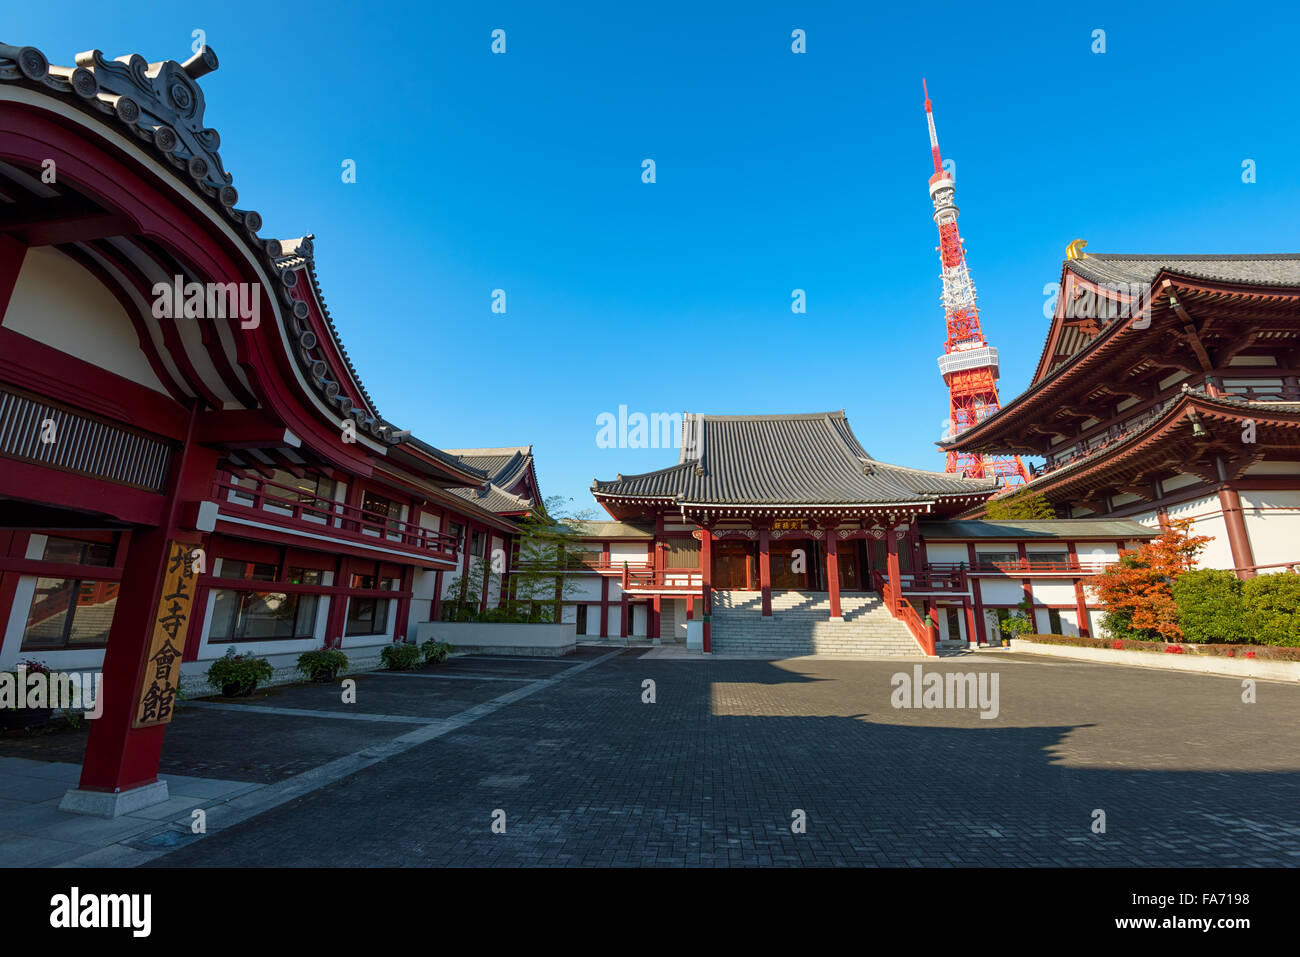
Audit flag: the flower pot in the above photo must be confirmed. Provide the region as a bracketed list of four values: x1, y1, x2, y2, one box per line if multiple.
[1001, 639, 1010, 647]
[0, 707, 54, 731]
[221, 681, 256, 698]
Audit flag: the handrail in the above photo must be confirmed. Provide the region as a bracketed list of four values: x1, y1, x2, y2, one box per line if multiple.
[1231, 560, 1300, 574]
[214, 476, 460, 557]
[872, 570, 936, 656]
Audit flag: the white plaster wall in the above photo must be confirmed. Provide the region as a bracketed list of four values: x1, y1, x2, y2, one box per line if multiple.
[486, 535, 504, 605]
[1075, 543, 1120, 564]
[1029, 581, 1078, 606]
[3, 246, 169, 394]
[924, 543, 969, 564]
[566, 576, 602, 602]
[1166, 494, 1234, 569]
[978, 579, 1025, 605]
[1162, 473, 1201, 493]
[1240, 490, 1300, 568]
[608, 543, 650, 564]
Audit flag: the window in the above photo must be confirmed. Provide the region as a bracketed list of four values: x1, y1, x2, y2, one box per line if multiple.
[448, 522, 465, 552]
[1047, 608, 1063, 634]
[978, 551, 1021, 569]
[210, 589, 318, 642]
[345, 596, 389, 636]
[269, 470, 337, 519]
[287, 567, 323, 586]
[361, 491, 400, 533]
[1028, 551, 1069, 568]
[576, 604, 588, 635]
[470, 530, 485, 557]
[21, 578, 118, 649]
[219, 560, 279, 582]
[41, 536, 114, 567]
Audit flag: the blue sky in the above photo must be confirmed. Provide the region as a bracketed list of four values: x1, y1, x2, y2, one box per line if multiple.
[12, 1, 1300, 512]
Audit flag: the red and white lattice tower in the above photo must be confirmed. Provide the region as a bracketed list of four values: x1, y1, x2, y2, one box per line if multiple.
[923, 80, 1028, 485]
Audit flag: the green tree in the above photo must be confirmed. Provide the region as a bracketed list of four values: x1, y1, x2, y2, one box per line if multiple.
[984, 490, 1057, 520]
[506, 495, 594, 623]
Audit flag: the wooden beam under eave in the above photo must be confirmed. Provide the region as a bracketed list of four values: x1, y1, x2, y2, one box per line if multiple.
[196, 409, 298, 449]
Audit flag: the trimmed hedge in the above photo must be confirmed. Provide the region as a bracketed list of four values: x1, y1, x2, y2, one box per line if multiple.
[1170, 570, 1300, 647]
[1019, 633, 1300, 661]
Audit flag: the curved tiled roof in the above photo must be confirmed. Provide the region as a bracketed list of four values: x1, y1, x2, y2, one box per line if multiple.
[1068, 253, 1300, 289]
[444, 445, 539, 517]
[593, 412, 996, 506]
[0, 41, 466, 461]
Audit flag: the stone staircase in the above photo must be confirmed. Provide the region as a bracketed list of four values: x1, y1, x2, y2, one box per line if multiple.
[709, 589, 924, 657]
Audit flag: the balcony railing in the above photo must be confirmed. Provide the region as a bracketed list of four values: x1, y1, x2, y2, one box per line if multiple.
[213, 475, 460, 562]
[922, 560, 1108, 577]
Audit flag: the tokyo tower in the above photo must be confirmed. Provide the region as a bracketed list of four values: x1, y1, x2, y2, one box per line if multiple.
[923, 80, 1029, 485]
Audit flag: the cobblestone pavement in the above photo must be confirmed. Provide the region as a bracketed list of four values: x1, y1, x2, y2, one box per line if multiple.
[151, 651, 1300, 866]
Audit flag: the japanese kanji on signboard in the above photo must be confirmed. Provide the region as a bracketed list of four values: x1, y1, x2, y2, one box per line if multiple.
[133, 542, 198, 728]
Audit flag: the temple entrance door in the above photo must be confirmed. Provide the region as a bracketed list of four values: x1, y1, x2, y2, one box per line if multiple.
[713, 542, 752, 589]
[837, 539, 863, 590]
[770, 541, 806, 589]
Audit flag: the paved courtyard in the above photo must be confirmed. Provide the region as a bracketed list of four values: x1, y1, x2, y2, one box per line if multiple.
[5, 648, 1299, 867]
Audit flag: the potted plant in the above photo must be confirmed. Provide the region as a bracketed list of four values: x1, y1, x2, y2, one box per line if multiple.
[420, 639, 453, 666]
[206, 647, 274, 697]
[380, 641, 422, 671]
[0, 659, 54, 731]
[297, 646, 349, 683]
[999, 600, 1037, 647]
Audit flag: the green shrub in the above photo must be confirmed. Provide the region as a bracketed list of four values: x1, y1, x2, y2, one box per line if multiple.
[206, 648, 274, 696]
[1243, 573, 1300, 646]
[420, 640, 453, 665]
[296, 647, 349, 682]
[1173, 569, 1248, 644]
[380, 641, 422, 671]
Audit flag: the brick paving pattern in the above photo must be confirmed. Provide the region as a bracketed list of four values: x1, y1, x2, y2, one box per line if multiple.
[145, 650, 1300, 866]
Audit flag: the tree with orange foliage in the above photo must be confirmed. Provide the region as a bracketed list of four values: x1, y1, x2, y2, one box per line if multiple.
[1086, 519, 1213, 641]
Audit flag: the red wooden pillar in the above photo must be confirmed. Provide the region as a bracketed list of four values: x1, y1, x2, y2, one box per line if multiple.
[966, 542, 988, 645]
[1067, 542, 1089, 637]
[76, 412, 220, 803]
[700, 527, 713, 653]
[885, 527, 902, 614]
[431, 569, 444, 622]
[1219, 486, 1256, 579]
[962, 599, 978, 648]
[825, 529, 842, 620]
[394, 564, 415, 641]
[758, 524, 772, 617]
[686, 596, 693, 620]
[325, 554, 349, 646]
[651, 594, 661, 641]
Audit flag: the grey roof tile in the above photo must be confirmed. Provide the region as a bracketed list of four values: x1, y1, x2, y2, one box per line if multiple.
[1069, 253, 1300, 288]
[593, 412, 996, 506]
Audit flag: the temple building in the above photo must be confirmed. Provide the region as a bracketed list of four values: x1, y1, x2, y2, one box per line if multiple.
[582, 412, 1156, 654]
[0, 43, 528, 814]
[942, 251, 1300, 578]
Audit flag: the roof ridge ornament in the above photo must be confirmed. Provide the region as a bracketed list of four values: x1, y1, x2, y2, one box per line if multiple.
[1066, 239, 1088, 260]
[72, 46, 236, 205]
